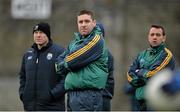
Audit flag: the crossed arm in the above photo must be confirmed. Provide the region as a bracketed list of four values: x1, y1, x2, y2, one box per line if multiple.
[127, 48, 175, 87]
[55, 34, 105, 74]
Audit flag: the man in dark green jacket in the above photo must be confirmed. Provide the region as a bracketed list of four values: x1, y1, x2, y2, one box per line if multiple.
[127, 24, 175, 111]
[55, 10, 109, 111]
[19, 22, 65, 111]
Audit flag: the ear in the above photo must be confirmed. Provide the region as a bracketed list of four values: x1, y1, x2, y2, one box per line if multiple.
[93, 20, 96, 27]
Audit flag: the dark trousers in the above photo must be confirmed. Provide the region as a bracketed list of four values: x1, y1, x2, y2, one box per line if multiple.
[130, 95, 142, 111]
[102, 97, 111, 111]
[130, 97, 151, 111]
[67, 89, 103, 111]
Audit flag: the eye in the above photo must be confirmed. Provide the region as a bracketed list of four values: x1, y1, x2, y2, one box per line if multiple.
[150, 33, 155, 36]
[84, 20, 90, 23]
[156, 33, 161, 37]
[34, 31, 39, 34]
[78, 20, 83, 24]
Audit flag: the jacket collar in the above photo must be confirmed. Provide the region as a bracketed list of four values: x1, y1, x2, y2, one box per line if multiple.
[32, 40, 53, 52]
[149, 43, 165, 54]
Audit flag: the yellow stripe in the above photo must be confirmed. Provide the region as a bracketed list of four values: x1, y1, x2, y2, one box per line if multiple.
[66, 35, 100, 62]
[127, 72, 133, 82]
[146, 48, 172, 77]
[66, 35, 101, 62]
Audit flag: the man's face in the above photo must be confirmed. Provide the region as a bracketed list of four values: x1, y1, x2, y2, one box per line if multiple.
[77, 14, 96, 36]
[148, 27, 166, 47]
[33, 31, 49, 46]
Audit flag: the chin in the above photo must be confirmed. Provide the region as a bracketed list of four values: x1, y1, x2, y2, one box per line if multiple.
[81, 33, 88, 36]
[151, 44, 158, 47]
[145, 69, 180, 110]
[36, 41, 43, 44]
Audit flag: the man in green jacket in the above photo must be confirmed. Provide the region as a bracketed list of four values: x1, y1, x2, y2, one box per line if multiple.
[127, 24, 175, 110]
[55, 9, 109, 111]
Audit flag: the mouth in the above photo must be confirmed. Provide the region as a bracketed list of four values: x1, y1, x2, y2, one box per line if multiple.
[81, 29, 87, 32]
[36, 39, 42, 41]
[153, 40, 157, 43]
[36, 39, 42, 42]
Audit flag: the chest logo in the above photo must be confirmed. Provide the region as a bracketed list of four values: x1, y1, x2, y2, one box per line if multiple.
[47, 53, 53, 60]
[140, 59, 145, 65]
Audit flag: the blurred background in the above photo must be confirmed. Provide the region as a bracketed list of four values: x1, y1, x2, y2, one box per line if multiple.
[0, 0, 180, 110]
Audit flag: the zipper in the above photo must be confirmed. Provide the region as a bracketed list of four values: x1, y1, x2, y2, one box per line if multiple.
[34, 51, 40, 110]
[36, 58, 39, 64]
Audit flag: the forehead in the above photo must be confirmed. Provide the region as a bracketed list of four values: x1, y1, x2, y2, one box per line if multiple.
[77, 14, 93, 21]
[33, 30, 46, 35]
[34, 30, 43, 33]
[149, 27, 163, 34]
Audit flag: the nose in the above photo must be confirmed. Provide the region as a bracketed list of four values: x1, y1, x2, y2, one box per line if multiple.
[81, 22, 86, 27]
[152, 36, 157, 40]
[152, 34, 158, 39]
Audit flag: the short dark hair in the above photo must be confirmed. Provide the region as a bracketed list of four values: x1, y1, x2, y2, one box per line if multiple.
[151, 24, 165, 36]
[78, 9, 95, 20]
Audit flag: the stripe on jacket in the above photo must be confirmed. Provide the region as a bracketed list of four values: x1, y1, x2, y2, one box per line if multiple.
[127, 48, 173, 82]
[65, 35, 101, 62]
[146, 48, 172, 77]
[127, 72, 133, 82]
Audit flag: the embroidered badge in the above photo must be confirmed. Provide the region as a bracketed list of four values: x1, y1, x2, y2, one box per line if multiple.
[47, 53, 53, 60]
[140, 59, 145, 65]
